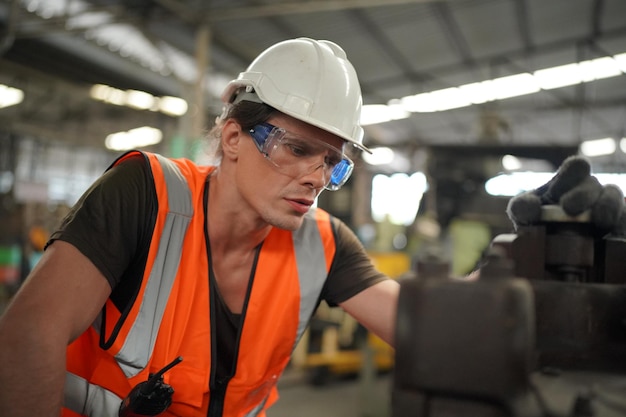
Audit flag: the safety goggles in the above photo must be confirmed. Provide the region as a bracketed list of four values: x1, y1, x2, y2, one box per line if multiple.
[248, 122, 354, 191]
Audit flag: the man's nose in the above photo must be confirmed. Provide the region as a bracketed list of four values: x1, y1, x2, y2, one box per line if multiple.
[301, 162, 328, 189]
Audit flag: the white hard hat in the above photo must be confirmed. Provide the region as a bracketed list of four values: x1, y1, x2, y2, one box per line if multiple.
[221, 38, 369, 153]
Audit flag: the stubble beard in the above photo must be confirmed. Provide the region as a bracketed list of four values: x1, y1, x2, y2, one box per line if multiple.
[260, 206, 306, 231]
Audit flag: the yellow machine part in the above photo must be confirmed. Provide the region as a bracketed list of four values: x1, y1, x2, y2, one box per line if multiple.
[292, 251, 409, 383]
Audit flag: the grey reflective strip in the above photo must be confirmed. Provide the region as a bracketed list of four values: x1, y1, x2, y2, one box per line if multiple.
[292, 208, 330, 348]
[65, 372, 123, 417]
[244, 395, 269, 417]
[115, 155, 194, 377]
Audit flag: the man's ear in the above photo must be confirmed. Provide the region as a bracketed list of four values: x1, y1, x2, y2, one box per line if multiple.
[221, 120, 242, 160]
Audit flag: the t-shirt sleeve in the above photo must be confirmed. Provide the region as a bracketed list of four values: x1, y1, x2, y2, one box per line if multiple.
[322, 217, 389, 306]
[46, 154, 157, 290]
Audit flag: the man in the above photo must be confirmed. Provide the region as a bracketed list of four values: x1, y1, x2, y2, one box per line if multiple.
[0, 38, 399, 417]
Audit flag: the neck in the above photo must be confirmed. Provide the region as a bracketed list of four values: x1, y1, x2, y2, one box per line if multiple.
[206, 169, 271, 255]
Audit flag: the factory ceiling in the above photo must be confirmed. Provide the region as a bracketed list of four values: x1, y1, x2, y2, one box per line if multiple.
[1, 0, 626, 174]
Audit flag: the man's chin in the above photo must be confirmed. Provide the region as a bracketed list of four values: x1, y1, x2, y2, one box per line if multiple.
[269, 215, 305, 231]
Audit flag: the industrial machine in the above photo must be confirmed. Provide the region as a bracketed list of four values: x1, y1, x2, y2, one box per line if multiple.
[292, 252, 407, 385]
[393, 205, 626, 416]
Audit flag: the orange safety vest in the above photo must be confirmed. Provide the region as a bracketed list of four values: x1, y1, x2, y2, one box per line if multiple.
[63, 151, 337, 417]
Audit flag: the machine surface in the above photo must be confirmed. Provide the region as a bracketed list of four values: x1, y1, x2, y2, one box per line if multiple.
[393, 206, 626, 417]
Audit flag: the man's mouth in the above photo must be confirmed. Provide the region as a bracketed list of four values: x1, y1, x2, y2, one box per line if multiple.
[286, 198, 314, 214]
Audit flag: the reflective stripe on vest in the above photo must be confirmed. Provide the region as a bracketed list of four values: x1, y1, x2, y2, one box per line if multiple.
[292, 211, 328, 349]
[64, 373, 122, 417]
[114, 154, 193, 377]
[64, 155, 193, 415]
[245, 398, 268, 417]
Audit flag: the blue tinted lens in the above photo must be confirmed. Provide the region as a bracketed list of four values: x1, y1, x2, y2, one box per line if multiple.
[249, 123, 275, 149]
[329, 159, 352, 187]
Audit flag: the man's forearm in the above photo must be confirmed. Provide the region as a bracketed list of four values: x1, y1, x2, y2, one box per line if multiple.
[0, 317, 66, 416]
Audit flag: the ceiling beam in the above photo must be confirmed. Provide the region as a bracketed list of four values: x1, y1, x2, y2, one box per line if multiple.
[431, 2, 474, 66]
[513, 0, 533, 52]
[155, 0, 468, 23]
[360, 26, 626, 97]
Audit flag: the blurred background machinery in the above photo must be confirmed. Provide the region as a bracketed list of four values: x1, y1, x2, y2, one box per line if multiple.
[291, 252, 409, 387]
[393, 205, 626, 417]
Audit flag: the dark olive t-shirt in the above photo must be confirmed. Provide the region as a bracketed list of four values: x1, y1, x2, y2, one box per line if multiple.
[47, 154, 387, 378]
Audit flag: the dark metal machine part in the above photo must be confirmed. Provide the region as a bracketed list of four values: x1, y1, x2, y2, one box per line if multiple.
[393, 206, 626, 417]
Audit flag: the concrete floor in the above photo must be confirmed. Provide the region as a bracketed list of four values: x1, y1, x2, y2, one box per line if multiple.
[267, 369, 392, 417]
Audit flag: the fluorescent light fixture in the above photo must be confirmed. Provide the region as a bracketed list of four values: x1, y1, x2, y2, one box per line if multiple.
[579, 57, 622, 81]
[615, 53, 626, 72]
[366, 51, 626, 125]
[401, 87, 471, 113]
[486, 171, 626, 197]
[490, 73, 540, 99]
[0, 84, 25, 109]
[534, 56, 623, 90]
[459, 81, 494, 104]
[125, 90, 155, 110]
[580, 137, 616, 157]
[399, 92, 434, 113]
[90, 84, 187, 116]
[105, 126, 162, 151]
[485, 172, 556, 196]
[158, 96, 189, 117]
[501, 154, 522, 170]
[360, 104, 410, 125]
[362, 147, 395, 165]
[90, 84, 126, 105]
[534, 63, 583, 89]
[619, 138, 626, 153]
[430, 87, 473, 111]
[90, 84, 109, 100]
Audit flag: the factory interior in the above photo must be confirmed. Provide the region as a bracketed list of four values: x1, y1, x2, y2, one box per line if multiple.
[1, 0, 626, 416]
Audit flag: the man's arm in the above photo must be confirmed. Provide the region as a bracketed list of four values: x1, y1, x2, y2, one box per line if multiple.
[0, 240, 112, 417]
[339, 279, 400, 347]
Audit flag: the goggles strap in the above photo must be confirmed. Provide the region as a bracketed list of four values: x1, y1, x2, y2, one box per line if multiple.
[232, 87, 264, 105]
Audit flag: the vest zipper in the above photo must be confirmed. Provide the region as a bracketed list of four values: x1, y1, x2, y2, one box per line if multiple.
[207, 378, 228, 417]
[204, 182, 225, 417]
[204, 181, 263, 416]
[206, 280, 224, 417]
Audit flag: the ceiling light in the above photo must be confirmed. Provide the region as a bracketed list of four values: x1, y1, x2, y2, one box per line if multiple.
[125, 90, 155, 110]
[579, 57, 622, 81]
[401, 87, 471, 113]
[90, 84, 187, 116]
[361, 104, 410, 125]
[105, 126, 162, 151]
[158, 96, 188, 116]
[490, 73, 540, 99]
[90, 84, 111, 100]
[485, 172, 555, 196]
[90, 84, 126, 106]
[534, 63, 582, 89]
[501, 155, 522, 170]
[580, 137, 616, 157]
[362, 147, 395, 165]
[0, 85, 25, 109]
[428, 88, 472, 111]
[486, 171, 626, 197]
[399, 92, 435, 112]
[361, 51, 626, 125]
[614, 53, 626, 73]
[459, 81, 494, 104]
